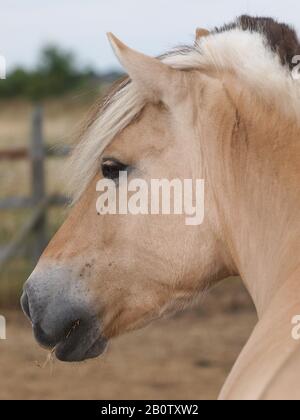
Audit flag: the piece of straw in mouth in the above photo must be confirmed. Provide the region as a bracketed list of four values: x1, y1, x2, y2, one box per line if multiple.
[34, 320, 80, 368]
[65, 319, 80, 339]
[34, 346, 56, 370]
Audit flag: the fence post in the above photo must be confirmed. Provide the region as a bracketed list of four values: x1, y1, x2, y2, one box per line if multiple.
[30, 104, 47, 262]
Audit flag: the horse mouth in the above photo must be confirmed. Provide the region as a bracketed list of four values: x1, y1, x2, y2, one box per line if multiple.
[33, 319, 108, 363]
[54, 335, 108, 362]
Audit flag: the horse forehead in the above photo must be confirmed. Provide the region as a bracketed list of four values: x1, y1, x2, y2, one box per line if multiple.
[104, 104, 172, 157]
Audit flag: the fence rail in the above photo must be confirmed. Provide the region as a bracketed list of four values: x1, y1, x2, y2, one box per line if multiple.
[0, 195, 68, 210]
[0, 105, 70, 268]
[0, 145, 70, 161]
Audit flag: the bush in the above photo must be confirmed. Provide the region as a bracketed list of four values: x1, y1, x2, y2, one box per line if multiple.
[0, 45, 96, 100]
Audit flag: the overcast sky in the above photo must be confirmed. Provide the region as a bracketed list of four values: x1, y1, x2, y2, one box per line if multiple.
[1, 0, 300, 72]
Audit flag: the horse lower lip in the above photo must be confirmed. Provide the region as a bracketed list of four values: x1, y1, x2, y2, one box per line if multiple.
[54, 336, 108, 362]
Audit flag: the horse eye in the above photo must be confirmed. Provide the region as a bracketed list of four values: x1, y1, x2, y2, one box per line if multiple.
[101, 159, 128, 180]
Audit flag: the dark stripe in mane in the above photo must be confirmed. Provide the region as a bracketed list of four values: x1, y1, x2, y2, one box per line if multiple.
[214, 15, 300, 70]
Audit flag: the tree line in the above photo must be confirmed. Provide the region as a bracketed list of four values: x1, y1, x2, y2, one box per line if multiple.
[0, 46, 121, 100]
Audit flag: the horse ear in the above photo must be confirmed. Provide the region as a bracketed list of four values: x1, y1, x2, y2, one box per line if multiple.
[107, 32, 179, 105]
[195, 28, 210, 43]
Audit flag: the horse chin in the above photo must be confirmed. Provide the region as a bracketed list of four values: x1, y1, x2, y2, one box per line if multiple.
[54, 336, 108, 362]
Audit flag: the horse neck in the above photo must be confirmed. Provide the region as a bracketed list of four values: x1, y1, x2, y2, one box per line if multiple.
[206, 80, 300, 318]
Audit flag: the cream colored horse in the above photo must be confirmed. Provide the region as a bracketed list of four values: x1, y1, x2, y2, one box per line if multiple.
[21, 16, 300, 400]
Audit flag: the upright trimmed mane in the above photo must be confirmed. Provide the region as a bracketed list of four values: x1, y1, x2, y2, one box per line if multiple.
[68, 15, 300, 202]
[215, 15, 300, 70]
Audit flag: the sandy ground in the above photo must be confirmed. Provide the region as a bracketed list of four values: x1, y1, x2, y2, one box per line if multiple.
[0, 279, 257, 400]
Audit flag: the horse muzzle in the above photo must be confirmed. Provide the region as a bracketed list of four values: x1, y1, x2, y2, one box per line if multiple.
[20, 265, 108, 362]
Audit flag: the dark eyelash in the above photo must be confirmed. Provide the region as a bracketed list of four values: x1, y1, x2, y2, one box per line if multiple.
[101, 159, 129, 180]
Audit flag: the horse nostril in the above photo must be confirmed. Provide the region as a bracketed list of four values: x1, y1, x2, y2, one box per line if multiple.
[20, 291, 31, 321]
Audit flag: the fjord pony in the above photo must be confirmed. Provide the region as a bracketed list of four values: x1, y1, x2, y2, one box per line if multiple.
[22, 16, 300, 399]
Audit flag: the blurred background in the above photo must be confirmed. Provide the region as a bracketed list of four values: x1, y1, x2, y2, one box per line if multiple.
[1, 0, 299, 400]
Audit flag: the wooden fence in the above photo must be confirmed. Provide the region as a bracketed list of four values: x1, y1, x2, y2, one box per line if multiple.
[0, 105, 70, 267]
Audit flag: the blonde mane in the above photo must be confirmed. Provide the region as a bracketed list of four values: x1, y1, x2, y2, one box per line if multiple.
[68, 21, 300, 202]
